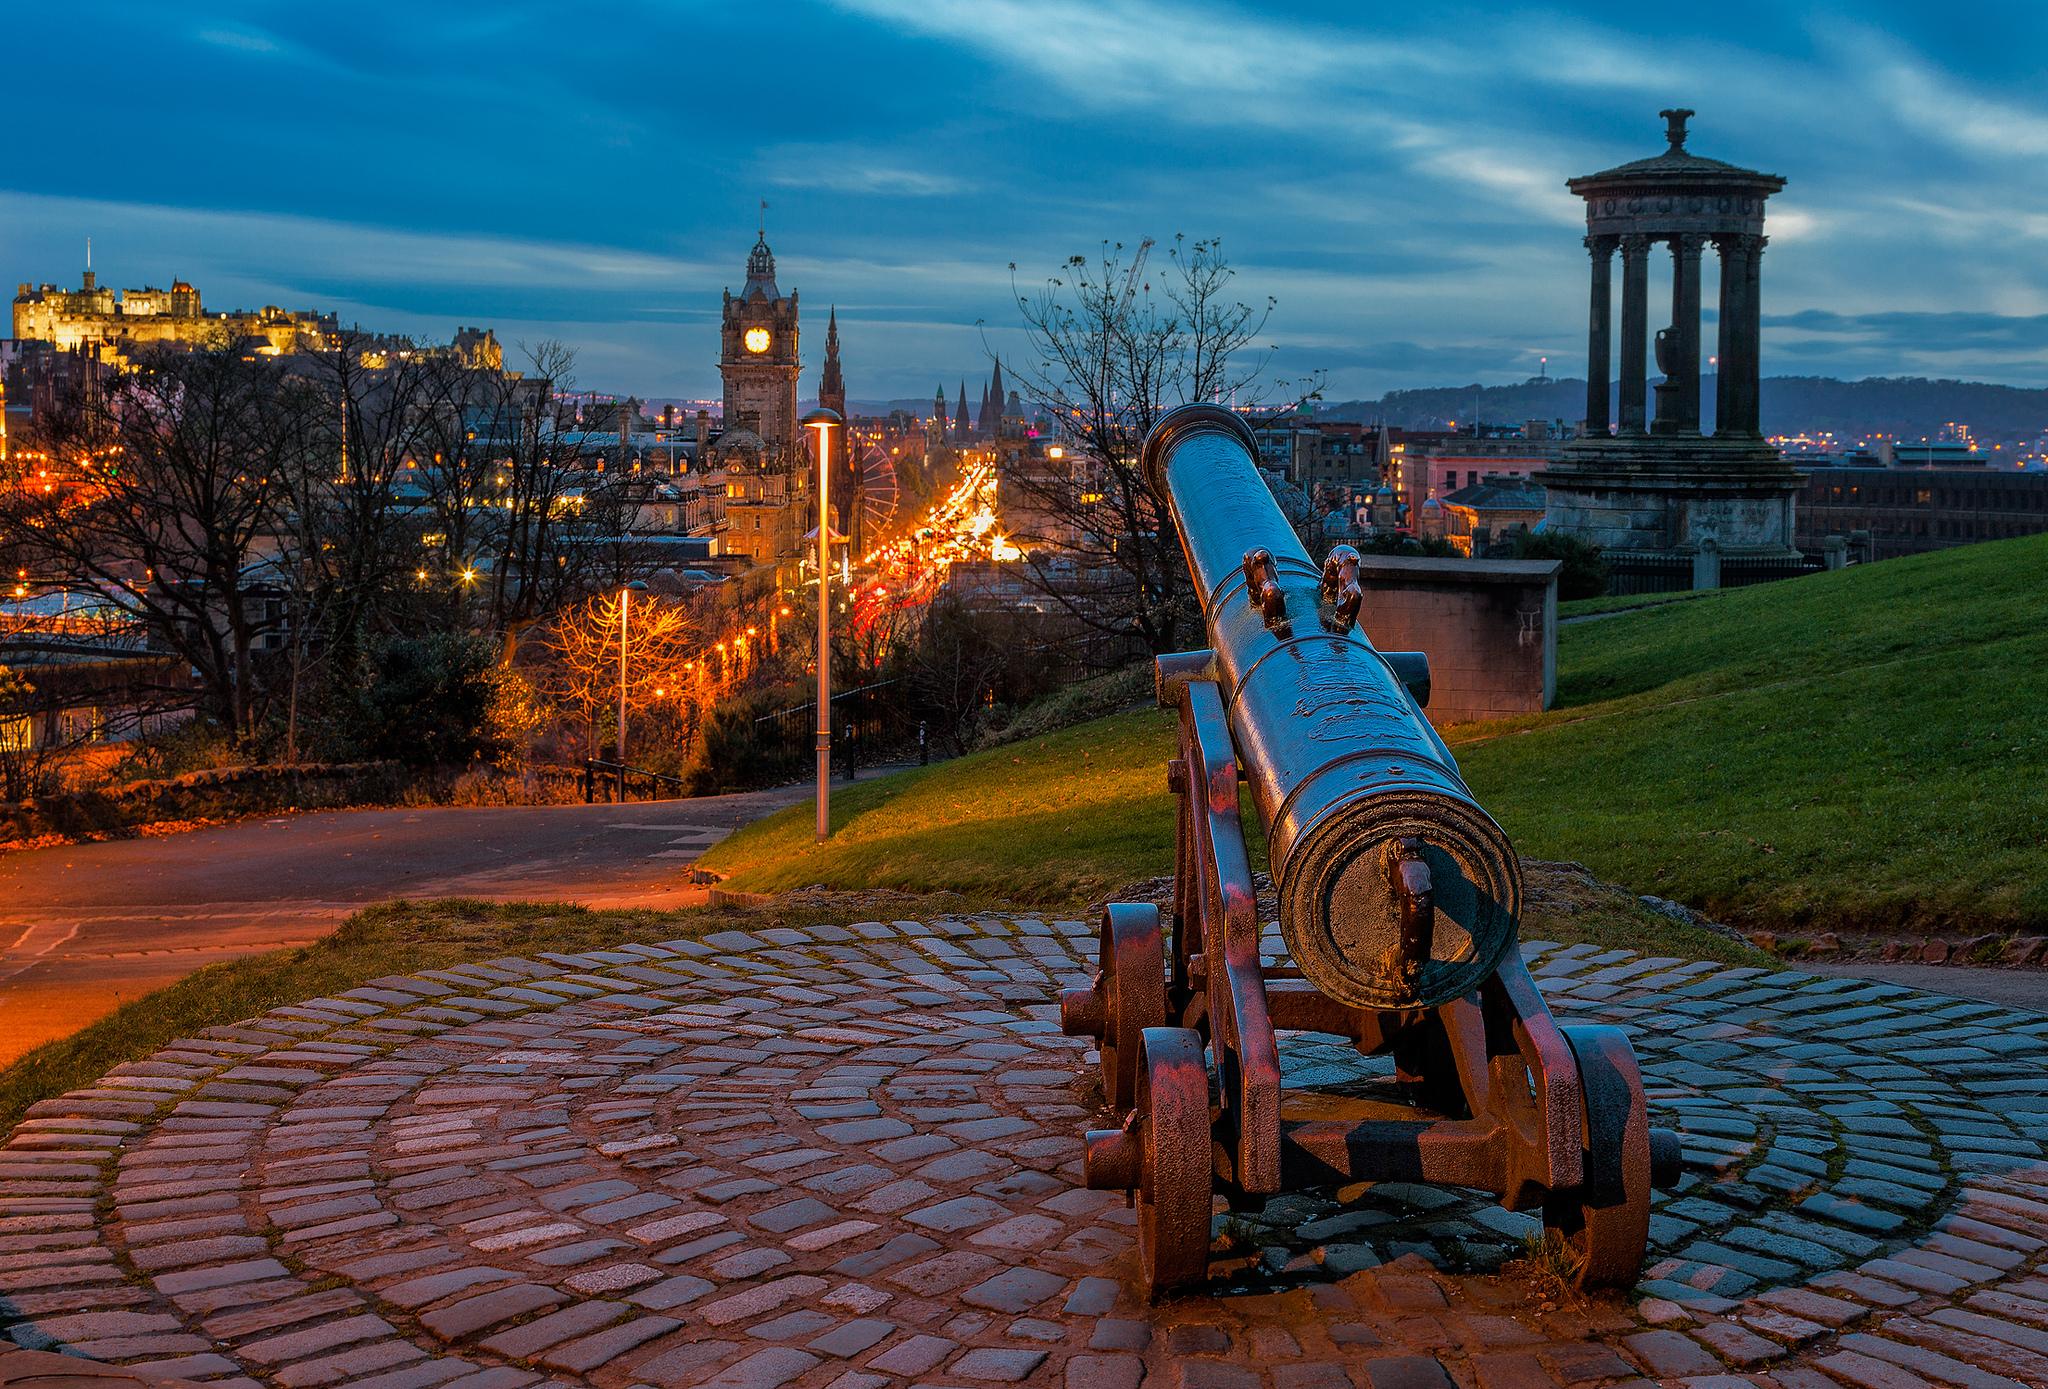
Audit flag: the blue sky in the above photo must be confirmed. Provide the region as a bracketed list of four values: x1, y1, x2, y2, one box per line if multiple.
[8, 2, 2048, 402]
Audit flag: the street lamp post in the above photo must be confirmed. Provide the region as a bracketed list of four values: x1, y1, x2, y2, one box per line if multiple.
[617, 579, 648, 800]
[803, 408, 842, 843]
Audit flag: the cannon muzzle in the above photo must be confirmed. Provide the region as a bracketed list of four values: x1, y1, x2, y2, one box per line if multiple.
[1142, 404, 1522, 1010]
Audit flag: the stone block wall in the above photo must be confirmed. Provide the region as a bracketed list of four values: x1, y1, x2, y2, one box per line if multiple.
[1354, 556, 1560, 726]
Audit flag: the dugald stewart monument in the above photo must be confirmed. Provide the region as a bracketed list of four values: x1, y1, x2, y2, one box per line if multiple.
[1539, 109, 1807, 570]
[0, 8, 2043, 1389]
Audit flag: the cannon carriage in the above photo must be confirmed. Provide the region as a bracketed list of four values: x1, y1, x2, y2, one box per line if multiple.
[1061, 404, 1682, 1298]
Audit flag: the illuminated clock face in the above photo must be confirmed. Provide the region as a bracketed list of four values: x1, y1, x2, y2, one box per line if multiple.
[743, 327, 771, 354]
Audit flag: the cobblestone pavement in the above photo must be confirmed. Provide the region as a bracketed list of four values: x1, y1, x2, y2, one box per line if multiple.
[1, 917, 2044, 1389]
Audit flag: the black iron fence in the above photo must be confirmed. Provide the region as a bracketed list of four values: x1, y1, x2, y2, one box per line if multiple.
[1603, 549, 1828, 596]
[1720, 552, 1826, 588]
[582, 758, 688, 803]
[1603, 552, 1693, 596]
[753, 679, 917, 780]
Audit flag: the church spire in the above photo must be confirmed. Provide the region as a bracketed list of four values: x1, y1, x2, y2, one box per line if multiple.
[819, 306, 845, 422]
[954, 380, 971, 440]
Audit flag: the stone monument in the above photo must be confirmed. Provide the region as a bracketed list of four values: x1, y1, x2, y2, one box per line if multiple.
[1537, 109, 1805, 567]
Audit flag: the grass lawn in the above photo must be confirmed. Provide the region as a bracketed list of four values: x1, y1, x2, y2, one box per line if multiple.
[701, 709, 1759, 965]
[1458, 532, 2048, 935]
[1557, 590, 1713, 619]
[709, 532, 2048, 940]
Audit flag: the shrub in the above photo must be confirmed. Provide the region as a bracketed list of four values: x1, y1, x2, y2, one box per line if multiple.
[1502, 530, 1610, 601]
[681, 684, 810, 795]
[320, 634, 506, 768]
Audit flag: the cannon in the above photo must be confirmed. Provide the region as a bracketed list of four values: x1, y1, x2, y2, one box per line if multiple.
[1062, 404, 1681, 1298]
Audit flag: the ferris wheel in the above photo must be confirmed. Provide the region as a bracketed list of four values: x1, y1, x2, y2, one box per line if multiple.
[855, 442, 901, 542]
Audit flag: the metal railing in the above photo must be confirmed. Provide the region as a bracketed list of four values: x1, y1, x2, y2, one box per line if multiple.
[582, 758, 688, 803]
[753, 678, 911, 780]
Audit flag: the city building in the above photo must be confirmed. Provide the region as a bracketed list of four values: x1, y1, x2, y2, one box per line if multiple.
[1438, 477, 1549, 556]
[1387, 431, 1553, 530]
[1796, 468, 2048, 559]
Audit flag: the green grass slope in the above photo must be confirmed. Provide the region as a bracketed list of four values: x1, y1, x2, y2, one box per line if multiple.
[702, 708, 1179, 904]
[1459, 532, 2048, 935]
[707, 533, 2048, 938]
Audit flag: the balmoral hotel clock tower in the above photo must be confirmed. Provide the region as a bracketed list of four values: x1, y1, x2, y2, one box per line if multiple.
[719, 225, 800, 459]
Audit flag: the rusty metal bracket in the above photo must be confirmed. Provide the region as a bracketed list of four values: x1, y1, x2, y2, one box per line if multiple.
[1320, 543, 1363, 629]
[1241, 548, 1287, 625]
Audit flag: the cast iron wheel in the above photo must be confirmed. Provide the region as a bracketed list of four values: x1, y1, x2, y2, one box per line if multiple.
[1097, 903, 1166, 1110]
[1135, 1025, 1213, 1299]
[1542, 1023, 1652, 1287]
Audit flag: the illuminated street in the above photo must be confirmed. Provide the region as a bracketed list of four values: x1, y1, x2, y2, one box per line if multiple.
[851, 453, 1018, 633]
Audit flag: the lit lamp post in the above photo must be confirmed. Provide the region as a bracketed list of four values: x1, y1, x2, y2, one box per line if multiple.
[617, 578, 648, 799]
[803, 407, 842, 843]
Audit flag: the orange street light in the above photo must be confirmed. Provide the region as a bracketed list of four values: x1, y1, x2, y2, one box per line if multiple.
[803, 406, 842, 843]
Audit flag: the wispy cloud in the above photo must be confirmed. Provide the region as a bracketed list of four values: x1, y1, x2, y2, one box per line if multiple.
[762, 146, 968, 198]
[0, 190, 718, 294]
[194, 25, 280, 54]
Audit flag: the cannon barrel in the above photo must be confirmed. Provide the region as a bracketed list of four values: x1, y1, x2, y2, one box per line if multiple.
[1141, 404, 1522, 1010]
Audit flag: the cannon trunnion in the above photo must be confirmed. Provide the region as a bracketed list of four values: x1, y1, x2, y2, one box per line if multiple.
[1061, 404, 1681, 1299]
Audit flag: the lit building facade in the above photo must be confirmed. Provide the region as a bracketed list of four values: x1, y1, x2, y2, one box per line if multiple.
[12, 268, 501, 371]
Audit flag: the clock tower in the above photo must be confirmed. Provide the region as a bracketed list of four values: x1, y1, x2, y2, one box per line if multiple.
[719, 226, 800, 458]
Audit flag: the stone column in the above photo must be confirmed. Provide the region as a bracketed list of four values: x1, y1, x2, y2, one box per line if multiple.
[1739, 236, 1767, 437]
[1671, 234, 1703, 434]
[1618, 234, 1650, 435]
[1584, 236, 1614, 436]
[1716, 235, 1764, 438]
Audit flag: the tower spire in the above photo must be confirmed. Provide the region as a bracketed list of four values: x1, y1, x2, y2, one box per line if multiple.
[819, 306, 846, 424]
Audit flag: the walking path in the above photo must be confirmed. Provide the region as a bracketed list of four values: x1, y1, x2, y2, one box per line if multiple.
[0, 917, 2043, 1387]
[0, 783, 825, 1068]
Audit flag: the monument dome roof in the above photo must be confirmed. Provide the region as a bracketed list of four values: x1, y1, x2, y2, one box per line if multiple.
[1569, 109, 1784, 196]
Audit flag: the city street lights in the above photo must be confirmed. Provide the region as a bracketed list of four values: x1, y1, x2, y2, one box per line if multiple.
[803, 407, 842, 843]
[617, 580, 648, 792]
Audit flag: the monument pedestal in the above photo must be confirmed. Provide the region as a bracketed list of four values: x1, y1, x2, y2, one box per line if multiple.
[1538, 436, 1805, 558]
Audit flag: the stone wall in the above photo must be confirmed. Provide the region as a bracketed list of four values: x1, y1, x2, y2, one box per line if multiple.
[1354, 556, 1560, 725]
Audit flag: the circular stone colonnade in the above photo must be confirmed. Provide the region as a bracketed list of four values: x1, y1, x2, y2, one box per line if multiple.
[0, 917, 2043, 1389]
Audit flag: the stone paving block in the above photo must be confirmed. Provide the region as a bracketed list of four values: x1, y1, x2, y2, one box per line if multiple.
[3, 916, 2045, 1389]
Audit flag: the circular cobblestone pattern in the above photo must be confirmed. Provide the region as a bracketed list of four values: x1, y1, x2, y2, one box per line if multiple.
[0, 918, 2044, 1388]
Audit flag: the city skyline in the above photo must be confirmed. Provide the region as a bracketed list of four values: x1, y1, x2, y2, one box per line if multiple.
[8, 2, 2048, 400]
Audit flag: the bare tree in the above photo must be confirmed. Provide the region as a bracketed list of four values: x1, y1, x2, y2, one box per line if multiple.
[411, 341, 652, 662]
[272, 332, 451, 759]
[1, 342, 308, 743]
[997, 236, 1323, 653]
[540, 589, 704, 760]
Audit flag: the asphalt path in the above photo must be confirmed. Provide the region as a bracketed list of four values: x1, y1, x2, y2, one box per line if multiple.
[0, 784, 814, 1067]
[1801, 958, 2046, 1012]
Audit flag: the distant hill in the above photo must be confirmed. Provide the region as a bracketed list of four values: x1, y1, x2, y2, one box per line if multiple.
[1321, 376, 2048, 439]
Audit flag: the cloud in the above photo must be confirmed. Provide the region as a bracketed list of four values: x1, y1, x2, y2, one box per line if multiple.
[193, 25, 281, 54]
[0, 190, 719, 296]
[1766, 308, 2048, 353]
[762, 147, 968, 198]
[1837, 26, 2048, 161]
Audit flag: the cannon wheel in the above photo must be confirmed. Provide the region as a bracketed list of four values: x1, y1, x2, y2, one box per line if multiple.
[1543, 1024, 1652, 1288]
[1097, 903, 1166, 1110]
[1135, 1025, 1213, 1299]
